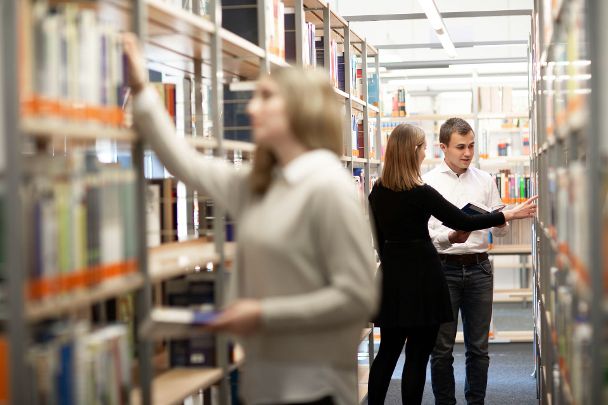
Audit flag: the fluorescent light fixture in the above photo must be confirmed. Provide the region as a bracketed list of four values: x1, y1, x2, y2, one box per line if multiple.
[416, 0, 457, 58]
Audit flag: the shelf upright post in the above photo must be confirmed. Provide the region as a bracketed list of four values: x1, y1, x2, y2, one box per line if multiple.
[132, 1, 153, 404]
[2, 0, 28, 403]
[344, 25, 353, 170]
[258, 0, 270, 73]
[192, 0, 205, 138]
[362, 41, 370, 197]
[472, 71, 480, 168]
[210, 1, 230, 403]
[587, 0, 606, 403]
[323, 5, 331, 72]
[295, 0, 304, 66]
[375, 50, 382, 170]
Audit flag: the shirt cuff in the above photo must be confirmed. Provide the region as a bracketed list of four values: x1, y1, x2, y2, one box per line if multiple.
[436, 231, 453, 250]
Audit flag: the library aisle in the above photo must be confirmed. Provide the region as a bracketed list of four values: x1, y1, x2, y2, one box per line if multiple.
[1, 0, 606, 404]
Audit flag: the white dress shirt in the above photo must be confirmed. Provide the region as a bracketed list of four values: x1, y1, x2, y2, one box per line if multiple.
[423, 160, 509, 254]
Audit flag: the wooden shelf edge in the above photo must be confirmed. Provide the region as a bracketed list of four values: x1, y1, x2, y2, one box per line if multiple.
[147, 0, 216, 35]
[26, 273, 144, 322]
[220, 28, 266, 59]
[333, 87, 349, 99]
[21, 118, 137, 142]
[186, 137, 256, 153]
[351, 97, 366, 107]
[149, 240, 236, 283]
[487, 244, 532, 255]
[131, 367, 224, 405]
[456, 330, 533, 343]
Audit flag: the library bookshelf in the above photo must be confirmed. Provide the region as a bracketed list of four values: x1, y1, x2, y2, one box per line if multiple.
[1, 0, 380, 404]
[531, 0, 606, 403]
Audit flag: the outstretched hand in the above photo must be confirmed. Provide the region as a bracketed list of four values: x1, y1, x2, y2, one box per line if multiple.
[122, 33, 148, 95]
[503, 196, 538, 221]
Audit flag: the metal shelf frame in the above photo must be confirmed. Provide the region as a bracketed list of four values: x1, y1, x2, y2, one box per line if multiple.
[531, 0, 605, 403]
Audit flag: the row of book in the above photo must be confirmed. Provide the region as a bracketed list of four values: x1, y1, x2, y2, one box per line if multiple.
[478, 86, 515, 114]
[28, 323, 131, 405]
[490, 218, 532, 246]
[389, 88, 408, 117]
[542, 0, 589, 144]
[544, 262, 592, 404]
[20, 2, 128, 126]
[284, 11, 316, 66]
[349, 113, 377, 158]
[146, 179, 211, 246]
[223, 0, 285, 60]
[158, 0, 210, 15]
[491, 171, 532, 204]
[545, 162, 588, 266]
[23, 150, 138, 300]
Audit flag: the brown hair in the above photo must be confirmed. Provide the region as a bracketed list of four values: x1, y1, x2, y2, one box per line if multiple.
[379, 124, 425, 191]
[439, 117, 474, 146]
[250, 67, 343, 194]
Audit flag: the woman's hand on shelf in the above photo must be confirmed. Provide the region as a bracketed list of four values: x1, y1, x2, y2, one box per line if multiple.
[206, 299, 262, 336]
[123, 33, 148, 95]
[502, 195, 538, 221]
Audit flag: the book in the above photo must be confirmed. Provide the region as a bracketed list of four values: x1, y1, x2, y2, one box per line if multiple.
[29, 323, 131, 404]
[460, 202, 505, 216]
[140, 307, 220, 340]
[22, 3, 127, 126]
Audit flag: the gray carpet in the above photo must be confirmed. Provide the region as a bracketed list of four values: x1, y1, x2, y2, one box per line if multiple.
[375, 343, 538, 405]
[361, 304, 538, 404]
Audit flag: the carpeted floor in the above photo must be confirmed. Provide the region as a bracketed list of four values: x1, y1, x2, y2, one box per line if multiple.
[372, 343, 538, 405]
[361, 303, 538, 404]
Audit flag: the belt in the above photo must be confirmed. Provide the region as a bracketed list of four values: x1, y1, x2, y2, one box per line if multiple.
[438, 252, 489, 266]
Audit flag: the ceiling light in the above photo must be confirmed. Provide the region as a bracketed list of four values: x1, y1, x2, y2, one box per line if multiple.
[416, 0, 457, 58]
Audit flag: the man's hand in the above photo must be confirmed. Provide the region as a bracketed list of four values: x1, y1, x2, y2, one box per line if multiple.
[449, 230, 472, 244]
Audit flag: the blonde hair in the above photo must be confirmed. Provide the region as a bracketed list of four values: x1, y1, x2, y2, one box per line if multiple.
[379, 124, 425, 191]
[250, 67, 343, 194]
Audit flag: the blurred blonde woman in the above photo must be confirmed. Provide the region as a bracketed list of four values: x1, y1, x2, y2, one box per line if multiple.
[367, 124, 536, 404]
[123, 35, 377, 405]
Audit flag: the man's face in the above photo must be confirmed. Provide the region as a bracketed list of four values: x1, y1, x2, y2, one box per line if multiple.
[441, 131, 475, 173]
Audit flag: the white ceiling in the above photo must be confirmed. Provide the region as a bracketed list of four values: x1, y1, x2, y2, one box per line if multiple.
[328, 0, 533, 87]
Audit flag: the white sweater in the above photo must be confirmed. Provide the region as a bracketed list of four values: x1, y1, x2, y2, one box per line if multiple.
[133, 87, 378, 405]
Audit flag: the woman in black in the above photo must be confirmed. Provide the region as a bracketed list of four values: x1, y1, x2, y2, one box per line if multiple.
[367, 124, 536, 404]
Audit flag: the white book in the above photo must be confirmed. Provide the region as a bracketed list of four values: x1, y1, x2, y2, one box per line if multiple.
[140, 307, 219, 340]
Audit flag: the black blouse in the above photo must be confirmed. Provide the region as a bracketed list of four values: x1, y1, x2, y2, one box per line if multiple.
[369, 183, 506, 256]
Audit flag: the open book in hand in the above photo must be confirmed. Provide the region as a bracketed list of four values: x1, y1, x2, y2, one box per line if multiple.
[460, 202, 505, 216]
[441, 202, 506, 227]
[140, 307, 220, 340]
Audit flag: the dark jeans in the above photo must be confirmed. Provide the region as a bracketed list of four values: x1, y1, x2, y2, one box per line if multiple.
[431, 259, 494, 405]
[368, 325, 440, 405]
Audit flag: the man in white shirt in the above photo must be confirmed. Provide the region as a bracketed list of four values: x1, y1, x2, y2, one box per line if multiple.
[423, 118, 508, 405]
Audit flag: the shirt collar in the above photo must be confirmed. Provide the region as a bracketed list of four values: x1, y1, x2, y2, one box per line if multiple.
[439, 159, 469, 177]
[282, 149, 339, 184]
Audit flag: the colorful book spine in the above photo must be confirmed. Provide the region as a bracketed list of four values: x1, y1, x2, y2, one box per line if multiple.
[29, 323, 131, 404]
[22, 3, 127, 126]
[24, 151, 138, 300]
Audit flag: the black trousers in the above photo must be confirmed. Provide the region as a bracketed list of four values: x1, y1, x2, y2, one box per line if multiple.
[368, 325, 440, 405]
